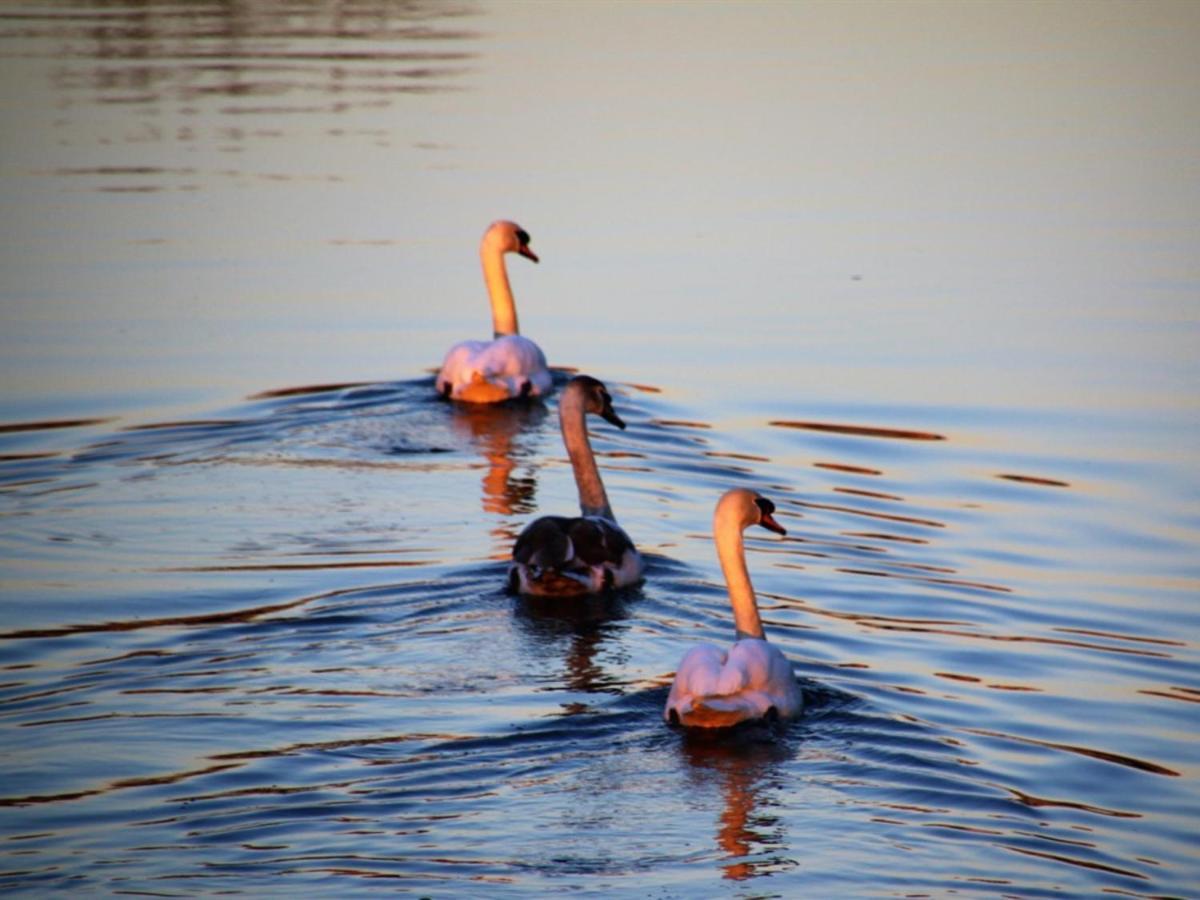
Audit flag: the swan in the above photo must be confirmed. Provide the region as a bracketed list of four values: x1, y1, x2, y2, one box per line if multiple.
[436, 220, 552, 404]
[665, 488, 804, 729]
[510, 375, 644, 596]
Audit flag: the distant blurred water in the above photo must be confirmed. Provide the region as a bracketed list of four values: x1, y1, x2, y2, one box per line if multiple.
[2, 2, 1198, 896]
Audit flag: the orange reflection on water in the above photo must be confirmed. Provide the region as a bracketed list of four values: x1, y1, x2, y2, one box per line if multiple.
[996, 473, 1070, 488]
[0, 417, 116, 434]
[448, 400, 546, 519]
[790, 499, 946, 530]
[968, 728, 1180, 777]
[680, 735, 790, 882]
[842, 530, 929, 545]
[836, 567, 1012, 594]
[769, 420, 946, 442]
[0, 589, 336, 641]
[1137, 687, 1200, 704]
[513, 593, 629, 696]
[0, 761, 242, 808]
[814, 461, 884, 476]
[833, 486, 905, 501]
[248, 381, 371, 399]
[1001, 843, 1148, 880]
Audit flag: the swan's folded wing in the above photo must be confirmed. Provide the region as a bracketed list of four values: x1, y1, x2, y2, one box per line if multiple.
[665, 639, 802, 726]
[437, 336, 551, 400]
[725, 639, 804, 717]
[665, 648, 768, 726]
[512, 516, 574, 569]
[567, 517, 635, 567]
[470, 336, 551, 394]
[436, 340, 488, 389]
[667, 644, 727, 703]
[721, 639, 777, 692]
[481, 335, 548, 376]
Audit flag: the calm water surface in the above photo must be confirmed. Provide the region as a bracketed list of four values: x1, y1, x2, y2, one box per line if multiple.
[2, 2, 1199, 897]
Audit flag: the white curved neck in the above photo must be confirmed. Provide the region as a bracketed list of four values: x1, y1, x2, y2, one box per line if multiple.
[714, 510, 765, 640]
[560, 389, 614, 521]
[481, 244, 518, 337]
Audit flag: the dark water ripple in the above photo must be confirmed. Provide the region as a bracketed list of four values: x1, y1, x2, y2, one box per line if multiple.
[1, 373, 1197, 896]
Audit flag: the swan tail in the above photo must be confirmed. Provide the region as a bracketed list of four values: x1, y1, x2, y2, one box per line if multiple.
[441, 368, 545, 404]
[510, 563, 594, 597]
[437, 337, 550, 403]
[669, 695, 763, 729]
[457, 370, 517, 404]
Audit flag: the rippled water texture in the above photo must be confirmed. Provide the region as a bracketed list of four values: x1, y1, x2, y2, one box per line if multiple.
[2, 2, 1199, 897]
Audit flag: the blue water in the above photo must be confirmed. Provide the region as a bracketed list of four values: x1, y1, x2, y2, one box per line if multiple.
[2, 1, 1199, 896]
[3, 373, 1197, 895]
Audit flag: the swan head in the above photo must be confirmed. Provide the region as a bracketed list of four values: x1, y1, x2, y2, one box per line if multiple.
[567, 375, 625, 430]
[482, 219, 538, 263]
[717, 488, 786, 536]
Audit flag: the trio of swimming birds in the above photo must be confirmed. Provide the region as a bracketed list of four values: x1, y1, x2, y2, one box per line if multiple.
[436, 220, 804, 730]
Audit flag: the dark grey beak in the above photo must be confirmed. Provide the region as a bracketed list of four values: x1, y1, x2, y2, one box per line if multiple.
[518, 245, 539, 263]
[601, 399, 626, 430]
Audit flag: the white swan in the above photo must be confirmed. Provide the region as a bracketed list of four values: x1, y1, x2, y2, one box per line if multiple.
[510, 375, 644, 596]
[665, 488, 804, 729]
[436, 220, 552, 403]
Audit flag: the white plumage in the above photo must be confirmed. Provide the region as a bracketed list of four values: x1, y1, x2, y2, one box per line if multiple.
[436, 220, 551, 403]
[665, 489, 804, 729]
[437, 335, 550, 403]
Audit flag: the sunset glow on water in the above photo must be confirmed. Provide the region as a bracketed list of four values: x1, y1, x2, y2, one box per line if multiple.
[2, 2, 1198, 895]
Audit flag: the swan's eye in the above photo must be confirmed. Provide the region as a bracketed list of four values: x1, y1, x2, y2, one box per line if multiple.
[516, 228, 531, 246]
[755, 497, 776, 517]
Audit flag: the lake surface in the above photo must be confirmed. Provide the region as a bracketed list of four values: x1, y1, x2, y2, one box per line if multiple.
[2, 1, 1198, 896]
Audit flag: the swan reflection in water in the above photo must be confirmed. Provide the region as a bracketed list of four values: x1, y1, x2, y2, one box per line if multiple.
[447, 400, 548, 555]
[679, 730, 794, 881]
[513, 591, 633, 697]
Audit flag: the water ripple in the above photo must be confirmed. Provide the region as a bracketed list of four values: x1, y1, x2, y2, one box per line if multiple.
[0, 374, 1196, 894]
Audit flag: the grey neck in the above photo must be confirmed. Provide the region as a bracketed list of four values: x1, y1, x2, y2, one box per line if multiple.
[560, 388, 614, 521]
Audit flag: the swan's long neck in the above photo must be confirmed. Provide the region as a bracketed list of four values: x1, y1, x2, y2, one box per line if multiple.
[481, 244, 519, 337]
[560, 390, 614, 521]
[715, 508, 765, 640]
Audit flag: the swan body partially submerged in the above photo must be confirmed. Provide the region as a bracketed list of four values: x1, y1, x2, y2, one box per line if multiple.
[436, 220, 551, 403]
[510, 376, 643, 596]
[665, 489, 804, 729]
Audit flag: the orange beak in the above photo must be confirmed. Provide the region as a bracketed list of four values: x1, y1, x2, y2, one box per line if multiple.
[758, 512, 786, 536]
